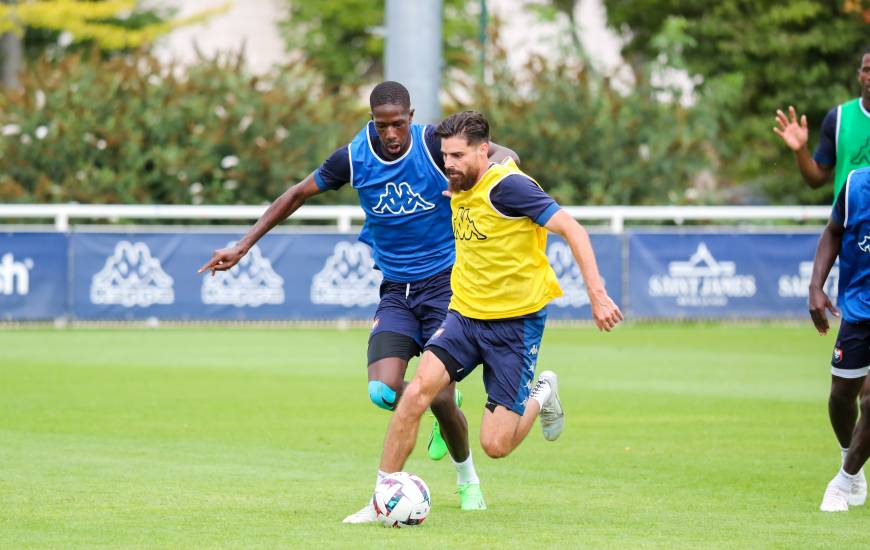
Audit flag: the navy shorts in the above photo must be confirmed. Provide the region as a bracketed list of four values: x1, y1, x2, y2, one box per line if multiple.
[831, 320, 870, 379]
[368, 267, 452, 359]
[425, 309, 547, 415]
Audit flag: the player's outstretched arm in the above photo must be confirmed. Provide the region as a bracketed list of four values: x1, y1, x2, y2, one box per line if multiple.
[772, 105, 832, 189]
[544, 209, 623, 331]
[809, 219, 844, 335]
[198, 173, 322, 276]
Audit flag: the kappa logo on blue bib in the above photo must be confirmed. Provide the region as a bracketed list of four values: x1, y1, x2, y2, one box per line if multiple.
[372, 182, 435, 215]
[860, 235, 870, 254]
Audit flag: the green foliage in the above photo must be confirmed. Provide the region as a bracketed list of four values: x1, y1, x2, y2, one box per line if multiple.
[280, 0, 480, 89]
[464, 56, 715, 205]
[1, 0, 229, 51]
[0, 53, 366, 205]
[603, 0, 869, 204]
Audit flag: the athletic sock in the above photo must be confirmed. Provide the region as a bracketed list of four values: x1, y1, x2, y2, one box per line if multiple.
[452, 452, 480, 485]
[530, 379, 552, 409]
[834, 468, 857, 492]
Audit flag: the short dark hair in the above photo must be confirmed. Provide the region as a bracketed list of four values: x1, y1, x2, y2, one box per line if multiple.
[435, 111, 490, 145]
[370, 81, 411, 111]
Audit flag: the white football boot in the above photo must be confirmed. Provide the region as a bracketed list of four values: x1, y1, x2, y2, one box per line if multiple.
[533, 370, 564, 441]
[342, 501, 377, 524]
[820, 479, 850, 512]
[849, 469, 867, 506]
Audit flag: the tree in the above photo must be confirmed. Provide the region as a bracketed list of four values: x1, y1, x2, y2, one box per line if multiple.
[0, 0, 229, 89]
[0, 51, 366, 207]
[602, 0, 869, 204]
[280, 0, 480, 89]
[461, 20, 716, 207]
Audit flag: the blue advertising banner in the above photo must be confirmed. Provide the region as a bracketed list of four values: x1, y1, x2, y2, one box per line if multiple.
[71, 232, 384, 320]
[627, 232, 831, 319]
[0, 232, 67, 320]
[1, 230, 836, 321]
[545, 234, 623, 320]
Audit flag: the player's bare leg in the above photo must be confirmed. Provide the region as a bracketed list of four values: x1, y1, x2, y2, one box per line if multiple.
[829, 375, 863, 448]
[479, 405, 536, 458]
[380, 351, 451, 473]
[828, 375, 866, 507]
[429, 380, 484, 509]
[479, 370, 564, 458]
[342, 357, 408, 524]
[822, 376, 870, 512]
[429, 381, 469, 460]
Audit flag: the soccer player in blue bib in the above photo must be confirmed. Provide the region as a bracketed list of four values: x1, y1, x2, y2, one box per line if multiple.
[810, 167, 870, 512]
[199, 82, 518, 522]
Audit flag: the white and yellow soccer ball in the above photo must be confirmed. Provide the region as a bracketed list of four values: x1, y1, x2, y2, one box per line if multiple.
[372, 472, 431, 528]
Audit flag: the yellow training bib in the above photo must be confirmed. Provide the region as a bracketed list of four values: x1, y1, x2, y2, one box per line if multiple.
[448, 160, 562, 319]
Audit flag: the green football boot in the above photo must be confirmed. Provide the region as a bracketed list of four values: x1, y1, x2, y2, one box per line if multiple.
[427, 388, 463, 461]
[458, 482, 487, 510]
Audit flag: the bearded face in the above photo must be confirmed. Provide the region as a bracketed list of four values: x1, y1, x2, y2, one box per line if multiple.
[445, 163, 480, 192]
[441, 136, 488, 193]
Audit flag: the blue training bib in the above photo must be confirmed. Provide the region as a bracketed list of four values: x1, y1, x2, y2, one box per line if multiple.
[839, 167, 870, 323]
[349, 122, 454, 282]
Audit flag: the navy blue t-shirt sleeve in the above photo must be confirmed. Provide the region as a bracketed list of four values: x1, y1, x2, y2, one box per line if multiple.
[423, 125, 446, 173]
[831, 181, 846, 226]
[489, 174, 560, 226]
[813, 108, 837, 167]
[314, 145, 351, 191]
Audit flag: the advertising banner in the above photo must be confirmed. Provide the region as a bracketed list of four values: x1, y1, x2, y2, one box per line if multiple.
[0, 232, 68, 320]
[627, 232, 832, 319]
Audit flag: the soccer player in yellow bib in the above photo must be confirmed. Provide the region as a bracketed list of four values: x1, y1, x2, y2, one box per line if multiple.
[377, 110, 623, 483]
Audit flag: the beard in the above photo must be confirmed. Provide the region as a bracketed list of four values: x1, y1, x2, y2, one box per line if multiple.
[446, 169, 478, 193]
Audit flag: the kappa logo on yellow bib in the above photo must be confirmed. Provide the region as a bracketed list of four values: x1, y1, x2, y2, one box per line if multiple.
[452, 207, 487, 241]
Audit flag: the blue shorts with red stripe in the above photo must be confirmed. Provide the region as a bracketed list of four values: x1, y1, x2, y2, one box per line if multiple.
[425, 308, 547, 415]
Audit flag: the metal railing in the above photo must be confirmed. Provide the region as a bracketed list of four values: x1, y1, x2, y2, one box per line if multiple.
[0, 203, 832, 233]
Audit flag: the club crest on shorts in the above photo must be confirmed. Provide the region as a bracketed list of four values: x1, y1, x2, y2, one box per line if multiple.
[833, 347, 843, 363]
[431, 327, 445, 340]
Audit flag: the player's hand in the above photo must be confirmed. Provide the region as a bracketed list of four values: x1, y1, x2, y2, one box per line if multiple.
[809, 286, 839, 335]
[198, 244, 247, 276]
[589, 290, 624, 332]
[773, 106, 809, 151]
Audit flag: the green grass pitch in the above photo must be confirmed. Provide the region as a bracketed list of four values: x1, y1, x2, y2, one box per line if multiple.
[0, 324, 864, 548]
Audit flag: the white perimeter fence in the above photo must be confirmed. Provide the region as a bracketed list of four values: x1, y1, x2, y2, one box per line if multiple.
[0, 204, 833, 231]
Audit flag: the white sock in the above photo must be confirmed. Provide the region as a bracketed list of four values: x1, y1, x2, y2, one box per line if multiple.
[452, 452, 480, 485]
[531, 380, 552, 409]
[834, 468, 857, 492]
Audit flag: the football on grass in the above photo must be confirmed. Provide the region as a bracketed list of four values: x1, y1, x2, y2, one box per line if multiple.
[372, 472, 431, 527]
